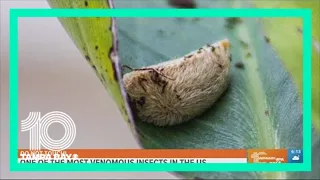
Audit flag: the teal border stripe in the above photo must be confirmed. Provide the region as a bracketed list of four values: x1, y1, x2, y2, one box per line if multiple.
[10, 8, 308, 17]
[9, 8, 312, 172]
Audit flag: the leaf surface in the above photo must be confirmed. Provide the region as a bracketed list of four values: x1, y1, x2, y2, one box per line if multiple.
[113, 0, 319, 179]
[47, 0, 319, 178]
[251, 0, 320, 133]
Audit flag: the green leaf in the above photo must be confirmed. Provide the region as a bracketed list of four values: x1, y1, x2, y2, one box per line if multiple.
[47, 0, 137, 134]
[46, 0, 319, 179]
[250, 0, 320, 132]
[113, 0, 319, 179]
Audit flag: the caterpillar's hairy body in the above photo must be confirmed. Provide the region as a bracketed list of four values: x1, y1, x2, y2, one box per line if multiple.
[123, 39, 231, 126]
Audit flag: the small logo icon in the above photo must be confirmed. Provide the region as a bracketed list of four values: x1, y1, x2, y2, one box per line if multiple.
[248, 149, 287, 163]
[288, 149, 303, 163]
[21, 111, 76, 151]
[251, 152, 267, 163]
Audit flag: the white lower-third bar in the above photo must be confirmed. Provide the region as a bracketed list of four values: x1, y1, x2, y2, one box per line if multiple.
[18, 158, 247, 163]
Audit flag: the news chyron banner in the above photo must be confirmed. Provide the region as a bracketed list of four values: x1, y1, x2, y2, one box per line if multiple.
[19, 111, 303, 164]
[18, 149, 303, 164]
[18, 149, 247, 164]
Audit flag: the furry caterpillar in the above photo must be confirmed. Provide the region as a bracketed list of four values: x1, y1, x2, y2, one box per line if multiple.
[123, 39, 231, 126]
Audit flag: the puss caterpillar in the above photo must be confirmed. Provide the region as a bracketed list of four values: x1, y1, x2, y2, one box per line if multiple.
[122, 39, 231, 126]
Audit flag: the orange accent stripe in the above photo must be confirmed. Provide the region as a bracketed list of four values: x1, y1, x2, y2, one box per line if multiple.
[18, 149, 247, 158]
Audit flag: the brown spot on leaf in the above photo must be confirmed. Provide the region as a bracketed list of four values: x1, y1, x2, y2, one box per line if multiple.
[297, 27, 303, 33]
[240, 40, 249, 48]
[85, 55, 91, 62]
[168, 0, 196, 8]
[235, 62, 245, 69]
[225, 17, 243, 30]
[92, 65, 97, 71]
[246, 52, 252, 58]
[265, 110, 269, 116]
[264, 36, 270, 43]
[157, 29, 165, 36]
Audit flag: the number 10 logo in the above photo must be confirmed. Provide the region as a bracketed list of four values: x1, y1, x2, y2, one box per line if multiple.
[21, 111, 76, 151]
